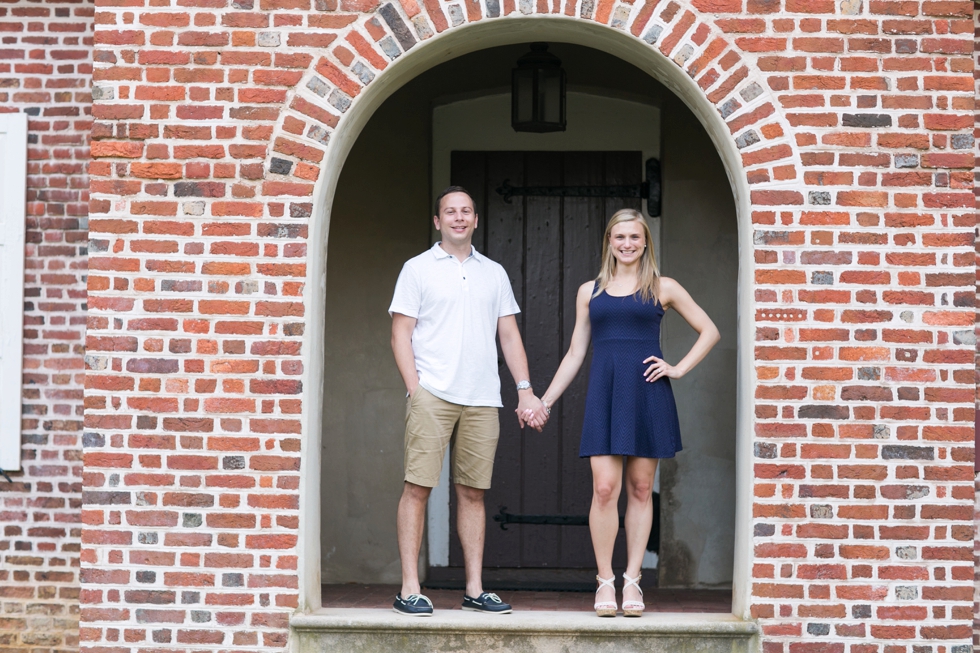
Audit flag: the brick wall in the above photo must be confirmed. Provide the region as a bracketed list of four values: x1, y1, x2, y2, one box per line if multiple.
[0, 0, 955, 651]
[744, 0, 975, 644]
[972, 6, 979, 651]
[0, 0, 92, 650]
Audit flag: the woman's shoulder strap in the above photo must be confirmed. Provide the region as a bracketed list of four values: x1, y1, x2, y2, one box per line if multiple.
[589, 279, 603, 300]
[578, 279, 599, 303]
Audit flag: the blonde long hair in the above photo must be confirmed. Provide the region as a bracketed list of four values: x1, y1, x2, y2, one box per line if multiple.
[594, 208, 661, 304]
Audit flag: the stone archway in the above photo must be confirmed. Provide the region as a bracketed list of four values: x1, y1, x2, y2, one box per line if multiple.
[287, 6, 802, 620]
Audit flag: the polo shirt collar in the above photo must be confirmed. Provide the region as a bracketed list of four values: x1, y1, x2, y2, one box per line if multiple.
[431, 242, 482, 262]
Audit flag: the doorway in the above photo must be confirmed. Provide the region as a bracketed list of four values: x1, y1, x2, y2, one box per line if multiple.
[443, 151, 640, 581]
[318, 42, 738, 600]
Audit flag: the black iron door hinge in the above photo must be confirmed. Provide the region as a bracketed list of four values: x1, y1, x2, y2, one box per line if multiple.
[495, 158, 662, 217]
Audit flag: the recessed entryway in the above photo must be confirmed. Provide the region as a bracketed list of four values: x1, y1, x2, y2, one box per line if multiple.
[319, 40, 738, 601]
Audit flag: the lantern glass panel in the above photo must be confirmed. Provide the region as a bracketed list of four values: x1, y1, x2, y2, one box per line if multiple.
[514, 70, 534, 123]
[539, 69, 562, 125]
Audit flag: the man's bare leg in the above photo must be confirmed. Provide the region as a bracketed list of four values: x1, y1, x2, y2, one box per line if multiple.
[397, 481, 432, 597]
[454, 483, 486, 598]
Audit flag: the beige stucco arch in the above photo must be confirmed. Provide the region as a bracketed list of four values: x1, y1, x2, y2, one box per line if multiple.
[297, 14, 780, 620]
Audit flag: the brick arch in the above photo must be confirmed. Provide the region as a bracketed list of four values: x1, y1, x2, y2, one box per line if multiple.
[263, 3, 801, 212]
[290, 2, 801, 618]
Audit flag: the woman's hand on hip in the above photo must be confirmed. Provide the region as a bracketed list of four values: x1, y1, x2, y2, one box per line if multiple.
[643, 355, 682, 382]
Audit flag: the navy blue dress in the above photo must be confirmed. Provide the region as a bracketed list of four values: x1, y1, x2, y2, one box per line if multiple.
[579, 285, 683, 459]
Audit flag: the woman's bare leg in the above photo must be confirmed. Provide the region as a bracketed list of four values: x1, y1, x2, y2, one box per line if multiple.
[622, 456, 658, 606]
[590, 455, 622, 606]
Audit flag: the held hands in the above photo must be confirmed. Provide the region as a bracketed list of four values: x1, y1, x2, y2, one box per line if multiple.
[515, 393, 549, 432]
[520, 400, 550, 431]
[643, 355, 683, 382]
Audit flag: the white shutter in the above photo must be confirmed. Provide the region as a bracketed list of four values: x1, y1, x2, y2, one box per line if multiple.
[0, 113, 27, 471]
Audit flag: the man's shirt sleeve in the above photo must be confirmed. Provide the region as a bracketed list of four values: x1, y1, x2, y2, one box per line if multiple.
[388, 263, 421, 318]
[497, 265, 521, 317]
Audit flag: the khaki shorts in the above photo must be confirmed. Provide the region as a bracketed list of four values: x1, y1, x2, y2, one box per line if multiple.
[404, 387, 500, 490]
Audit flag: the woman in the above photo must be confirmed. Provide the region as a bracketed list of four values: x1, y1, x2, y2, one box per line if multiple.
[524, 208, 719, 617]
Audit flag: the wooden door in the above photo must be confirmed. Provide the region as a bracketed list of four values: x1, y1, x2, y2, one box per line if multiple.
[447, 151, 642, 571]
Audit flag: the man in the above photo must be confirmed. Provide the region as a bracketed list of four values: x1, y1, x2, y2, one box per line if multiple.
[388, 186, 548, 616]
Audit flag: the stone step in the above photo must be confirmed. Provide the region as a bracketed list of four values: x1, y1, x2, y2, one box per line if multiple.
[291, 609, 758, 653]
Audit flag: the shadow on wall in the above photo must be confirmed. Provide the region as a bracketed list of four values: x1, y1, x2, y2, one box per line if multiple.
[659, 94, 738, 589]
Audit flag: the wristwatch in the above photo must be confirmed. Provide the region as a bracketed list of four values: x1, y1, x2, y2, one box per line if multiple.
[515, 380, 532, 391]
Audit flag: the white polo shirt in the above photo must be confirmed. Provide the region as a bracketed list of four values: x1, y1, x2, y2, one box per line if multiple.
[389, 242, 520, 407]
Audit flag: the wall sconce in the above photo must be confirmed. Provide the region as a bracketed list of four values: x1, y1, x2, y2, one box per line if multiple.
[511, 43, 566, 133]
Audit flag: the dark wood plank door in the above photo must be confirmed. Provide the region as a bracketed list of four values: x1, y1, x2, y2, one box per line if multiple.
[447, 151, 642, 571]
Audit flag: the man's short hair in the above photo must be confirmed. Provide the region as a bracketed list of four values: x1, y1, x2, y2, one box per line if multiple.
[434, 186, 476, 216]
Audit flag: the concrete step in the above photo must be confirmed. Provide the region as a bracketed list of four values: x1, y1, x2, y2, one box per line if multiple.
[291, 609, 759, 653]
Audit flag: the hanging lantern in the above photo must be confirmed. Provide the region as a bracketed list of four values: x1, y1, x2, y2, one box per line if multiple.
[511, 43, 566, 133]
